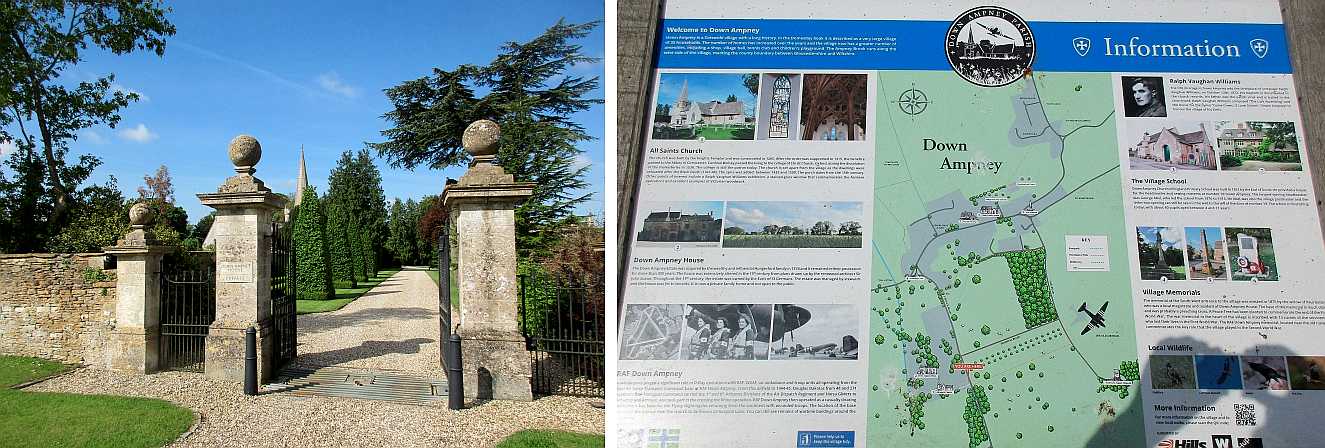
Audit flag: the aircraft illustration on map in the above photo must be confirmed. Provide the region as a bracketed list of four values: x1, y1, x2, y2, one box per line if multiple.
[1077, 301, 1109, 335]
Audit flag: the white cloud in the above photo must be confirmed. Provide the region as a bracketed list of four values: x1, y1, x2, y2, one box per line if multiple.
[112, 83, 149, 102]
[573, 153, 593, 170]
[119, 123, 159, 143]
[315, 72, 359, 98]
[82, 130, 108, 145]
[0, 140, 15, 156]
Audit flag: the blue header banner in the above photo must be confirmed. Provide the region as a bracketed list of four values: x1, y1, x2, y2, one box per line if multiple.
[657, 19, 1291, 74]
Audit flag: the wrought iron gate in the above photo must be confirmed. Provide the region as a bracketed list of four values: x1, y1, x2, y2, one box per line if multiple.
[159, 256, 216, 372]
[519, 271, 605, 397]
[270, 221, 297, 369]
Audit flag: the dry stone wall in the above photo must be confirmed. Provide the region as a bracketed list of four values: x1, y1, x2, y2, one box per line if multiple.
[0, 253, 117, 365]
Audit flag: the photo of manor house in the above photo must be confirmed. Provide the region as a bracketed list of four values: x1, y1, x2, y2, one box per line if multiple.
[652, 73, 756, 140]
[1215, 121, 1303, 172]
[1127, 122, 1217, 171]
[634, 201, 725, 243]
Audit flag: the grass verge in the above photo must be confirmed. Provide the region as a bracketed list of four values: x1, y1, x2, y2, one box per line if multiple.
[296, 268, 401, 314]
[494, 430, 604, 448]
[0, 356, 194, 448]
[426, 268, 460, 309]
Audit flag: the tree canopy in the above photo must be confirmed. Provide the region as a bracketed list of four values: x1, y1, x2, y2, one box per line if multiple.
[0, 2, 174, 253]
[370, 19, 600, 258]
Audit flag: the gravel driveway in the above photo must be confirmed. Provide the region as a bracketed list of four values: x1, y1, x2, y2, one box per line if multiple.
[25, 369, 603, 447]
[296, 267, 441, 372]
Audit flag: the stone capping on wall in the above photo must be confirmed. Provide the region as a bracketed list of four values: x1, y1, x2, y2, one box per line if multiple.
[0, 252, 119, 366]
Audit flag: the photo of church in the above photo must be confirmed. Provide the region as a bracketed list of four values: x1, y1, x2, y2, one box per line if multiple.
[1126, 121, 1217, 171]
[652, 73, 756, 140]
[799, 74, 867, 141]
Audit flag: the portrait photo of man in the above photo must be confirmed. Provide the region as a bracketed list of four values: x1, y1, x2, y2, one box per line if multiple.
[1123, 76, 1167, 117]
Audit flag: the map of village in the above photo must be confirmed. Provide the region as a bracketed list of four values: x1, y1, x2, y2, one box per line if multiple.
[867, 71, 1144, 447]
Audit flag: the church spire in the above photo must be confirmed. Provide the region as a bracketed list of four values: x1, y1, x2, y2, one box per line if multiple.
[677, 78, 689, 106]
[294, 145, 308, 206]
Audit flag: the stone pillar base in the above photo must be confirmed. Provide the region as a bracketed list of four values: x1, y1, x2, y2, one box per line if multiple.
[462, 337, 533, 401]
[107, 328, 159, 373]
[204, 324, 275, 383]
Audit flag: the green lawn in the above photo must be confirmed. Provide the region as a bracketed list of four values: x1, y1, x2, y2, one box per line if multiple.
[695, 125, 753, 140]
[0, 356, 194, 448]
[426, 268, 460, 309]
[494, 430, 604, 448]
[296, 268, 402, 314]
[722, 234, 863, 248]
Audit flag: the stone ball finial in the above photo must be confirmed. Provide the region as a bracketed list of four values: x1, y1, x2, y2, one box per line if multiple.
[128, 202, 155, 226]
[462, 120, 500, 156]
[228, 135, 262, 168]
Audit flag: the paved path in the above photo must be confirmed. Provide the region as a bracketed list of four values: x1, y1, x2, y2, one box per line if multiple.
[295, 267, 441, 373]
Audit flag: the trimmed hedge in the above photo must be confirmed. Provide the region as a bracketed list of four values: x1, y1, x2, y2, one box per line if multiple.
[326, 202, 357, 288]
[292, 187, 334, 300]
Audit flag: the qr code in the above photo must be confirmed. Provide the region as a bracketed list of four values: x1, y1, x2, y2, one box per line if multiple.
[1234, 403, 1257, 426]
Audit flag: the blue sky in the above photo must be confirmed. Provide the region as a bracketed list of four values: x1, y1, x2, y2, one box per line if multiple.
[656, 73, 757, 117]
[1138, 226, 1183, 250]
[725, 201, 863, 233]
[3, 1, 604, 223]
[1184, 227, 1223, 250]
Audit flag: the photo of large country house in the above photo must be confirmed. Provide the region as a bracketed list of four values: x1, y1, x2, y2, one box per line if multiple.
[1215, 121, 1303, 171]
[1127, 122, 1217, 171]
[634, 201, 724, 244]
[653, 73, 757, 140]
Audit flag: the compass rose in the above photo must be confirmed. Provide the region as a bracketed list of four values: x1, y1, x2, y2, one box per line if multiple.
[896, 88, 930, 115]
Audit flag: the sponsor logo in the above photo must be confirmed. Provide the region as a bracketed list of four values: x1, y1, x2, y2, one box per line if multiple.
[1211, 435, 1233, 448]
[1237, 438, 1263, 448]
[1250, 38, 1269, 59]
[1158, 440, 1207, 448]
[944, 6, 1036, 87]
[1073, 37, 1091, 56]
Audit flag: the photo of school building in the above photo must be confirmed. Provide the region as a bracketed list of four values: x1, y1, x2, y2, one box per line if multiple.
[1128, 123, 1217, 171]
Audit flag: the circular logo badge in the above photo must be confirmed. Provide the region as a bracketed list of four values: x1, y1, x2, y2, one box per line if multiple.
[945, 6, 1036, 87]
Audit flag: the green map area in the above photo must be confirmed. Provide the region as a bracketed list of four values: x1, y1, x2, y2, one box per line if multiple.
[868, 71, 1143, 447]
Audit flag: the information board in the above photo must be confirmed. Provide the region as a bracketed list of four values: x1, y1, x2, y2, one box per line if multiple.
[616, 1, 1323, 447]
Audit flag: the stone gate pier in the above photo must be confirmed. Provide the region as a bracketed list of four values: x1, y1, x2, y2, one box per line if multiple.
[104, 203, 172, 373]
[443, 120, 535, 401]
[197, 136, 287, 382]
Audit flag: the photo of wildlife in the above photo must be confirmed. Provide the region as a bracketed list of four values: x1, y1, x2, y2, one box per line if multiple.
[1241, 356, 1290, 390]
[1285, 356, 1325, 390]
[652, 73, 756, 140]
[1225, 227, 1278, 281]
[768, 304, 858, 360]
[798, 74, 867, 141]
[1149, 355, 1197, 390]
[1215, 121, 1303, 171]
[1184, 226, 1227, 280]
[619, 304, 685, 361]
[1194, 355, 1243, 390]
[632, 200, 723, 244]
[722, 201, 864, 248]
[1135, 226, 1187, 280]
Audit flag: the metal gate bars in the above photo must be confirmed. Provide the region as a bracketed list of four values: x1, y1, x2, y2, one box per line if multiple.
[519, 271, 605, 397]
[270, 221, 297, 370]
[159, 258, 216, 372]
